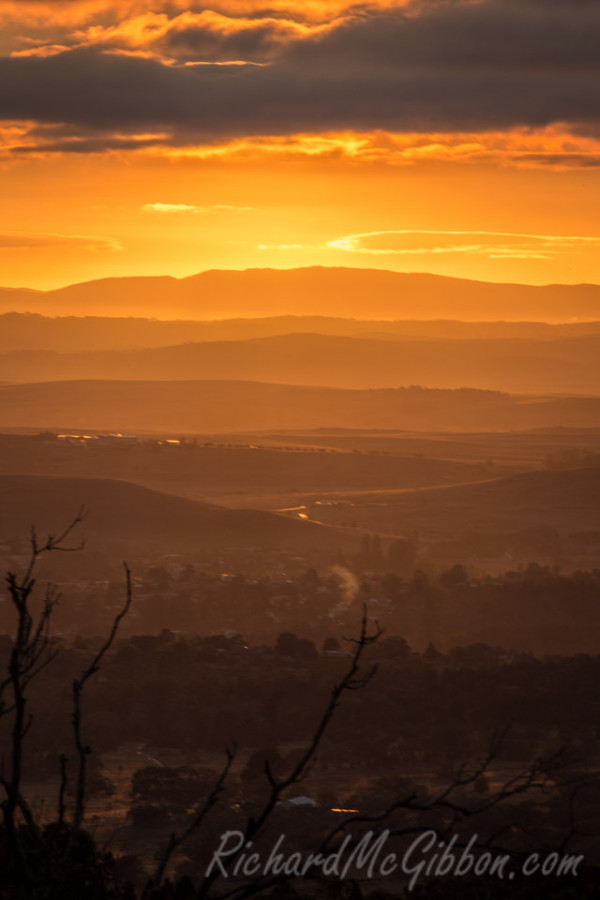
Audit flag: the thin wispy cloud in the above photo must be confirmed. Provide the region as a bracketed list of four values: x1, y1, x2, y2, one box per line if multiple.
[0, 231, 122, 251]
[327, 230, 600, 261]
[258, 243, 304, 250]
[141, 202, 252, 213]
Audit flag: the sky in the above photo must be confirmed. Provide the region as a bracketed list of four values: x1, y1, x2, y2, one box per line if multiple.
[1, 0, 600, 290]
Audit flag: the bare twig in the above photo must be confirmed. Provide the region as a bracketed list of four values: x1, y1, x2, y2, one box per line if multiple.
[144, 745, 237, 896]
[57, 755, 68, 830]
[197, 607, 383, 899]
[64, 564, 132, 856]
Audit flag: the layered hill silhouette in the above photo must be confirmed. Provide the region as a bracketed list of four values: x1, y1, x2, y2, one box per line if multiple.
[3, 312, 600, 353]
[1, 380, 599, 432]
[0, 475, 343, 550]
[2, 267, 600, 321]
[2, 332, 600, 393]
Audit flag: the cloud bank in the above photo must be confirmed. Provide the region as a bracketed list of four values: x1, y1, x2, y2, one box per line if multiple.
[1, 0, 598, 161]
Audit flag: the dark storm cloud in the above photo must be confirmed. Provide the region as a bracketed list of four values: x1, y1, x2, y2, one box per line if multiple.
[159, 21, 299, 63]
[292, 0, 600, 71]
[1, 0, 599, 146]
[513, 154, 600, 169]
[12, 135, 167, 152]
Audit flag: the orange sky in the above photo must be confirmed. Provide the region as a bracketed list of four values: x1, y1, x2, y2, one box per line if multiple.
[1, 0, 599, 292]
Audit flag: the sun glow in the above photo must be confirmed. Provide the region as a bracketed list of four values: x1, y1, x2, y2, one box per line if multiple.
[0, 1, 598, 291]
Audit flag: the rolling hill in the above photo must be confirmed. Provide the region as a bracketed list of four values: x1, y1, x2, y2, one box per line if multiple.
[2, 312, 600, 353]
[2, 267, 600, 321]
[1, 380, 599, 432]
[0, 433, 497, 499]
[1, 332, 600, 393]
[334, 467, 600, 536]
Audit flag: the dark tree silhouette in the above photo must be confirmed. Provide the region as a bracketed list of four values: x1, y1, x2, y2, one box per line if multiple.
[0, 512, 131, 899]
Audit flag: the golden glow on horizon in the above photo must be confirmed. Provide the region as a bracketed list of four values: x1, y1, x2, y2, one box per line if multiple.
[1, 1, 599, 297]
[1, 116, 599, 294]
[0, 137, 598, 292]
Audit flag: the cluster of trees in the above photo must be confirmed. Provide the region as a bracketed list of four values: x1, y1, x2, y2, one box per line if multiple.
[45, 562, 600, 656]
[6, 629, 599, 768]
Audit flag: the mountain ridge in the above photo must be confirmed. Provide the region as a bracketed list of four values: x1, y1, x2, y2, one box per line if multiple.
[1, 267, 600, 321]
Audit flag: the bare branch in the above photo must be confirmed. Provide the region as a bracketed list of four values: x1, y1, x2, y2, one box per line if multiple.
[20, 508, 86, 587]
[57, 755, 68, 830]
[144, 744, 237, 896]
[197, 607, 383, 898]
[67, 564, 132, 847]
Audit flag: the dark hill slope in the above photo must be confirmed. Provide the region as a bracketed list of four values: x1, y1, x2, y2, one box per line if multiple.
[359, 467, 600, 535]
[0, 475, 342, 550]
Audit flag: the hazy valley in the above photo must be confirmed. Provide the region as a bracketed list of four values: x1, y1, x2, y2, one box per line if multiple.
[1, 267, 600, 897]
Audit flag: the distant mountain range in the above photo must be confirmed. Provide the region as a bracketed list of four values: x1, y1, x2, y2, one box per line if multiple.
[3, 312, 600, 353]
[2, 267, 600, 321]
[1, 380, 599, 433]
[2, 331, 600, 394]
